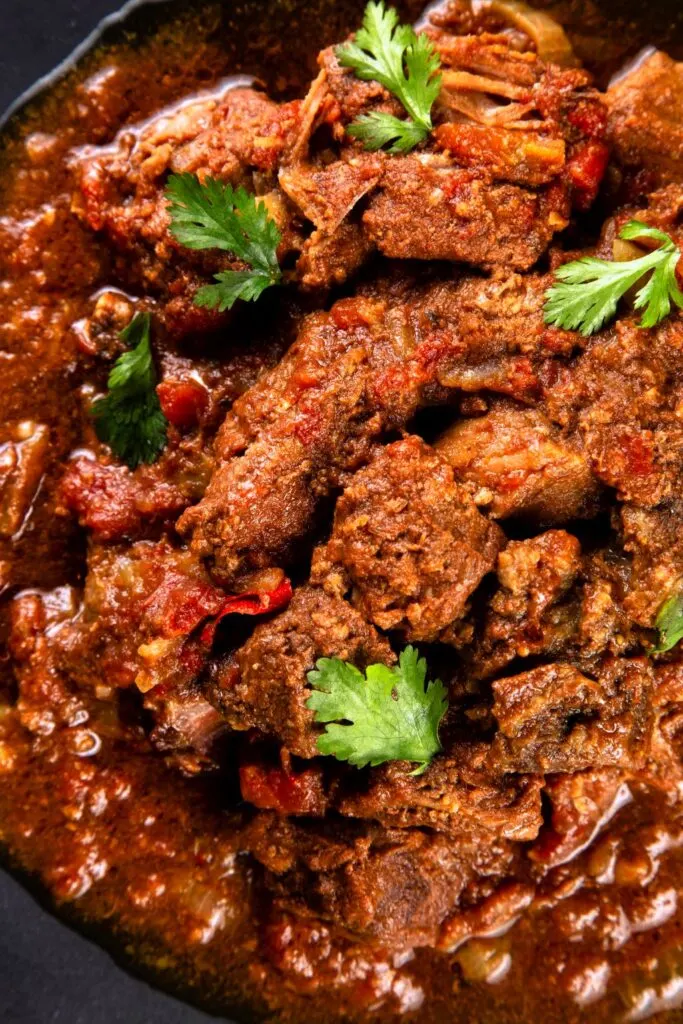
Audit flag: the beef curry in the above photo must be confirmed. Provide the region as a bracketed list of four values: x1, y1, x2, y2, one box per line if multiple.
[2, 0, 683, 1020]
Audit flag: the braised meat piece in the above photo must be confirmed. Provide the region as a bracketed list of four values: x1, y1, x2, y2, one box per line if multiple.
[209, 586, 394, 758]
[311, 436, 502, 641]
[244, 812, 519, 947]
[75, 25, 607, 323]
[543, 314, 683, 509]
[473, 530, 582, 678]
[361, 155, 567, 270]
[436, 400, 600, 522]
[177, 295, 393, 583]
[487, 658, 654, 774]
[179, 272, 564, 585]
[75, 86, 303, 334]
[619, 502, 683, 629]
[607, 51, 683, 195]
[336, 752, 542, 841]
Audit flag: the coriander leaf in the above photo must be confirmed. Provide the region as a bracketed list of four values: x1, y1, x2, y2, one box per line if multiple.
[195, 269, 275, 312]
[337, 1, 441, 153]
[165, 172, 282, 310]
[653, 591, 683, 654]
[91, 312, 167, 470]
[544, 220, 683, 336]
[306, 645, 447, 773]
[346, 111, 428, 153]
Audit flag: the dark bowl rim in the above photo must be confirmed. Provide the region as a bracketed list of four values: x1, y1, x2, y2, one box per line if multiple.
[0, 0, 173, 130]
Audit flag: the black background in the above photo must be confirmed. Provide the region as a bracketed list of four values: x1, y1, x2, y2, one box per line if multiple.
[0, 0, 125, 116]
[0, 10, 224, 1023]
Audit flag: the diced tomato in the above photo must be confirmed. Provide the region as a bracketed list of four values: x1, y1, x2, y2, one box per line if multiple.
[567, 140, 609, 211]
[331, 298, 373, 330]
[567, 101, 608, 140]
[293, 397, 324, 446]
[239, 761, 327, 815]
[157, 378, 209, 429]
[618, 430, 655, 478]
[144, 573, 226, 637]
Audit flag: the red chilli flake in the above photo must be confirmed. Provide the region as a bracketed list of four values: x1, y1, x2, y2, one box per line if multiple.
[200, 577, 293, 645]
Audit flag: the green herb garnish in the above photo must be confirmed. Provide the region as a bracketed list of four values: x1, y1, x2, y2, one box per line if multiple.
[544, 221, 683, 337]
[337, 1, 441, 154]
[653, 591, 683, 654]
[92, 312, 167, 470]
[165, 173, 282, 311]
[306, 645, 447, 774]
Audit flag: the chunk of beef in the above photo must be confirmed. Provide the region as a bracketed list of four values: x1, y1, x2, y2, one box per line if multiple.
[436, 401, 600, 522]
[311, 436, 502, 641]
[575, 548, 642, 661]
[76, 28, 607, 322]
[543, 314, 683, 508]
[487, 658, 654, 775]
[209, 585, 393, 758]
[619, 502, 683, 629]
[179, 273, 561, 585]
[177, 296, 393, 583]
[362, 154, 568, 271]
[244, 813, 519, 947]
[75, 86, 303, 333]
[473, 530, 582, 678]
[607, 51, 683, 195]
[336, 752, 542, 842]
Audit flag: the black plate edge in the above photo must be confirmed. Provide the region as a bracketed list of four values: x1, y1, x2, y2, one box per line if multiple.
[0, 0, 172, 130]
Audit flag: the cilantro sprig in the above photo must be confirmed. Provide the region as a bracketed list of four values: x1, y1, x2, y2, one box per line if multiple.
[306, 646, 447, 774]
[91, 312, 168, 470]
[337, 1, 441, 154]
[653, 591, 683, 654]
[165, 173, 282, 311]
[544, 221, 683, 337]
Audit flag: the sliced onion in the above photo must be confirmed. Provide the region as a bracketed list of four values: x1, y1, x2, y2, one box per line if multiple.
[440, 89, 539, 127]
[440, 69, 531, 101]
[613, 237, 645, 262]
[483, 0, 578, 67]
